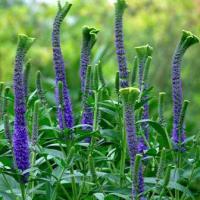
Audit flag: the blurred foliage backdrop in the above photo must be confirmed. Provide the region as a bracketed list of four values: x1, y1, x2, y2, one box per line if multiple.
[0, 0, 200, 133]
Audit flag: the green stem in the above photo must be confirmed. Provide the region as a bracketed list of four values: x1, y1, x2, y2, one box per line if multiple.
[119, 96, 126, 187]
[71, 168, 78, 200]
[77, 176, 86, 200]
[90, 91, 99, 152]
[29, 150, 36, 199]
[175, 152, 181, 200]
[53, 167, 72, 200]
[93, 91, 99, 132]
[180, 152, 197, 200]
[20, 183, 26, 200]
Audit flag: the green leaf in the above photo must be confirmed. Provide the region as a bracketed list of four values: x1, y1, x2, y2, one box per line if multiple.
[43, 148, 65, 160]
[94, 193, 105, 200]
[168, 181, 195, 199]
[106, 193, 130, 200]
[137, 119, 171, 149]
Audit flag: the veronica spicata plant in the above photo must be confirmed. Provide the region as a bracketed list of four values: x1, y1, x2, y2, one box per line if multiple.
[171, 30, 199, 149]
[81, 65, 93, 132]
[120, 87, 145, 199]
[135, 45, 153, 152]
[52, 1, 74, 130]
[120, 87, 139, 165]
[80, 27, 98, 136]
[13, 34, 35, 181]
[80, 26, 99, 93]
[114, 0, 129, 88]
[1, 1, 200, 200]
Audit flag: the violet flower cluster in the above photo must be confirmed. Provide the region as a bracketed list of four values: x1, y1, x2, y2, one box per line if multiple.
[52, 2, 74, 129]
[13, 34, 35, 181]
[80, 26, 98, 93]
[135, 45, 153, 153]
[80, 27, 98, 137]
[120, 87, 139, 165]
[120, 87, 145, 199]
[114, 0, 129, 88]
[81, 65, 93, 135]
[171, 30, 199, 149]
[132, 154, 146, 200]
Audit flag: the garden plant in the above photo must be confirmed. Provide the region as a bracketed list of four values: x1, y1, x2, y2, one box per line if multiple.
[0, 0, 200, 200]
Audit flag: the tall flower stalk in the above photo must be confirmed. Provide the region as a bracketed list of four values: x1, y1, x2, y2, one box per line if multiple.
[4, 114, 12, 146]
[81, 65, 93, 133]
[120, 87, 140, 164]
[13, 34, 35, 182]
[52, 1, 74, 129]
[36, 71, 48, 107]
[131, 56, 138, 86]
[133, 154, 145, 200]
[135, 45, 153, 153]
[171, 30, 199, 149]
[114, 0, 129, 88]
[80, 26, 98, 93]
[31, 100, 40, 146]
[80, 26, 98, 140]
[2, 86, 10, 116]
[120, 87, 142, 199]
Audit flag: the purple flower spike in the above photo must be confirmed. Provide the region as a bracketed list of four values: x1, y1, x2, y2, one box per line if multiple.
[52, 2, 74, 129]
[135, 45, 153, 153]
[132, 154, 146, 200]
[80, 26, 99, 93]
[13, 34, 35, 182]
[81, 65, 93, 143]
[172, 30, 199, 149]
[135, 45, 153, 91]
[114, 0, 129, 88]
[120, 87, 140, 165]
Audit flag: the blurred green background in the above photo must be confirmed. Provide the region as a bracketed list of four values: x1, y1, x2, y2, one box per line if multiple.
[0, 0, 200, 133]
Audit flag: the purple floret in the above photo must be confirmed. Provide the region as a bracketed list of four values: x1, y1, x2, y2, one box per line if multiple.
[52, 2, 74, 129]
